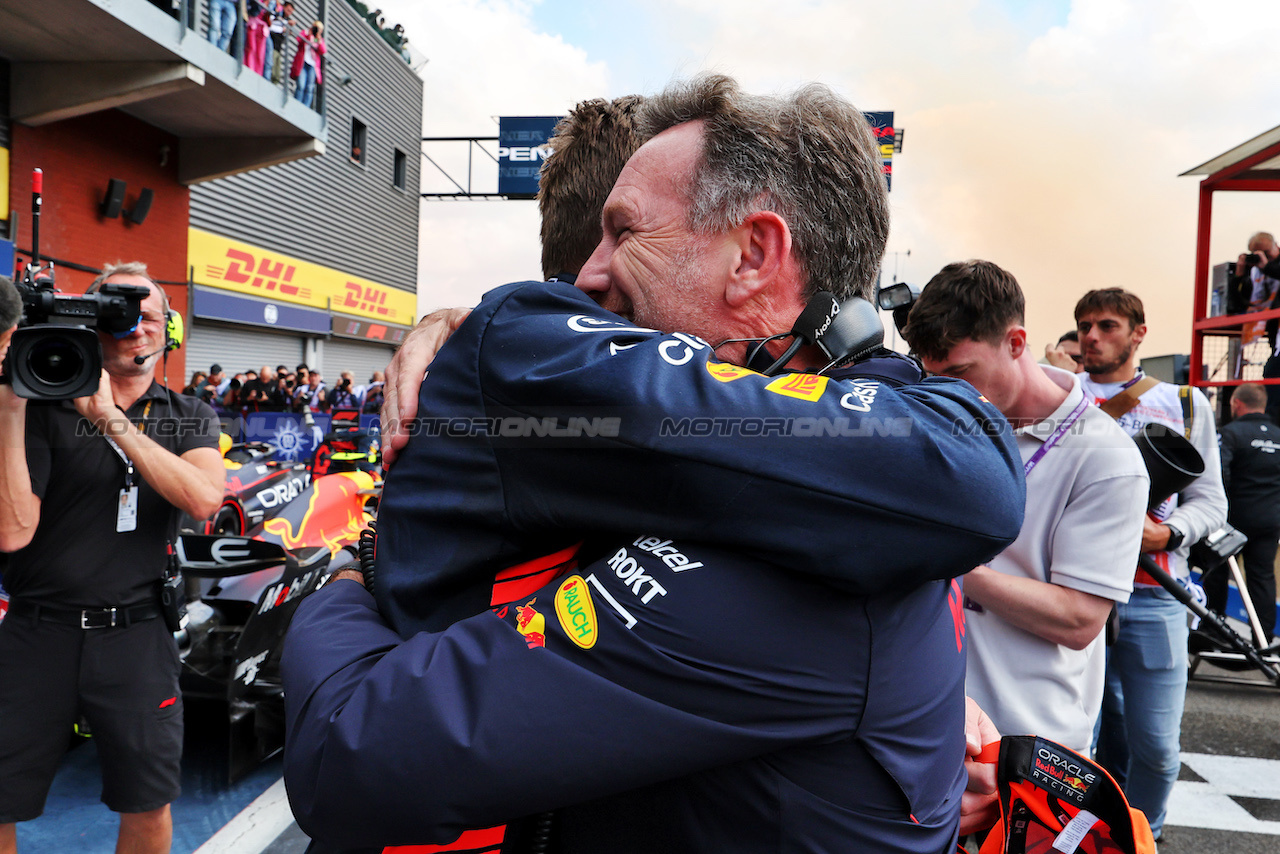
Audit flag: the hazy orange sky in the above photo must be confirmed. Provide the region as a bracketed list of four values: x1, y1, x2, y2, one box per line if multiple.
[375, 0, 1278, 361]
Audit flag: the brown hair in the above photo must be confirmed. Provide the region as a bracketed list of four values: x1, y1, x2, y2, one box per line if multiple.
[637, 74, 889, 301]
[1233, 382, 1268, 410]
[538, 95, 645, 279]
[1074, 288, 1144, 329]
[901, 260, 1025, 362]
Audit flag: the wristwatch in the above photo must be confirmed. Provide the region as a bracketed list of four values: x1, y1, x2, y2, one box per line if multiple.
[1164, 524, 1185, 552]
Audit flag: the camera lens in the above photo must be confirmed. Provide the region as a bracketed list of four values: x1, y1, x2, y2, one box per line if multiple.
[26, 337, 86, 388]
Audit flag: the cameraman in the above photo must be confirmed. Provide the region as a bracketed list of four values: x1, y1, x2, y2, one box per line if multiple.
[0, 263, 223, 854]
[328, 370, 359, 410]
[292, 369, 326, 413]
[1240, 233, 1280, 421]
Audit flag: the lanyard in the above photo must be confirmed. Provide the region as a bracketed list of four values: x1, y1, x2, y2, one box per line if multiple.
[1023, 396, 1088, 477]
[101, 399, 153, 488]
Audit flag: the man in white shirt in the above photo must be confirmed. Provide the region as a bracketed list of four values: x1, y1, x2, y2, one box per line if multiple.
[1076, 287, 1228, 840]
[903, 261, 1149, 755]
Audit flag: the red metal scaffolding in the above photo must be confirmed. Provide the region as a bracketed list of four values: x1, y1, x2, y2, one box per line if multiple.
[1185, 125, 1280, 405]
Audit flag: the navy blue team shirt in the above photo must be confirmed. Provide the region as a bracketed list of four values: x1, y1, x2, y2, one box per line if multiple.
[283, 280, 1025, 852]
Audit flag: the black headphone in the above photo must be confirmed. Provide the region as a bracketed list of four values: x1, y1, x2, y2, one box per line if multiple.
[715, 291, 885, 376]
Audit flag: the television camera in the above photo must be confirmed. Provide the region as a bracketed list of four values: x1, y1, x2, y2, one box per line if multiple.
[1, 168, 148, 400]
[5, 268, 148, 399]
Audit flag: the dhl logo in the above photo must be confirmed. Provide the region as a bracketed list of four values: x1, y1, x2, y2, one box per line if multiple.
[342, 282, 396, 318]
[210, 250, 312, 300]
[261, 471, 373, 555]
[705, 362, 758, 383]
[554, 575, 597, 649]
[765, 373, 828, 401]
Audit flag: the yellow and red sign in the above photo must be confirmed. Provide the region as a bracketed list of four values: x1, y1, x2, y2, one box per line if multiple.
[188, 227, 416, 324]
[765, 373, 829, 401]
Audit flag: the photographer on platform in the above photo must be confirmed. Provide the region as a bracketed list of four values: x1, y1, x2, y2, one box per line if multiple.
[1238, 232, 1280, 422]
[0, 263, 223, 854]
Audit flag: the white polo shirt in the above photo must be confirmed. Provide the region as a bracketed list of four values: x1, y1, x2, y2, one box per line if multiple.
[965, 366, 1149, 753]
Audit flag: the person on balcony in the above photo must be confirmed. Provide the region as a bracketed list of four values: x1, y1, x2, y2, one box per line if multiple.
[290, 20, 327, 109]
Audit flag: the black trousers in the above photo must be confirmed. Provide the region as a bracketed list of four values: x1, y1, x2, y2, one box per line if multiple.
[1203, 523, 1279, 641]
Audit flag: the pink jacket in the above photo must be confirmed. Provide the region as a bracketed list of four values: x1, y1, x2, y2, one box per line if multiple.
[289, 32, 327, 84]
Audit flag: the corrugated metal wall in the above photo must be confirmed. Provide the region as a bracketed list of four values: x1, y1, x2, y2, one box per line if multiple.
[186, 322, 304, 378]
[320, 336, 394, 384]
[189, 0, 421, 293]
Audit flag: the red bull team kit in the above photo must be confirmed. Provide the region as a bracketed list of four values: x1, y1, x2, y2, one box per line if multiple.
[282, 280, 1026, 853]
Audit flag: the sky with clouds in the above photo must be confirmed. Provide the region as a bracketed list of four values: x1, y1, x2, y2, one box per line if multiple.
[371, 0, 1278, 358]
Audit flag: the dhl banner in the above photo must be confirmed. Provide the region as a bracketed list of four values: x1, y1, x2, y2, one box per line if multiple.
[188, 228, 416, 325]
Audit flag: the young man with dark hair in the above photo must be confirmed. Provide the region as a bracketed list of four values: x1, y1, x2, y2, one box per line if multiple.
[1076, 287, 1227, 840]
[538, 95, 646, 281]
[1212, 382, 1280, 642]
[903, 261, 1148, 754]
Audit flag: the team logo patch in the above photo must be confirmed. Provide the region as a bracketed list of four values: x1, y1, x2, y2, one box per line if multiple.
[515, 598, 546, 648]
[554, 575, 598, 649]
[1028, 737, 1100, 804]
[765, 373, 828, 401]
[706, 362, 758, 383]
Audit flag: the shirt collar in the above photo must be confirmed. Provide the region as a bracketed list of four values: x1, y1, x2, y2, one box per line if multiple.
[1016, 364, 1085, 442]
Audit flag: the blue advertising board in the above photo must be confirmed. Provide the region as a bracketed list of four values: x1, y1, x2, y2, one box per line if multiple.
[234, 412, 381, 463]
[498, 116, 562, 198]
[192, 286, 331, 334]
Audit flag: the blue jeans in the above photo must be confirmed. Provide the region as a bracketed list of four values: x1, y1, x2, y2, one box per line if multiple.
[207, 0, 237, 52]
[294, 63, 317, 108]
[1094, 587, 1187, 837]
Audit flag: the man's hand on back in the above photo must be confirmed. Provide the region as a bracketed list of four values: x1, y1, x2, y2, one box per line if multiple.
[381, 307, 470, 465]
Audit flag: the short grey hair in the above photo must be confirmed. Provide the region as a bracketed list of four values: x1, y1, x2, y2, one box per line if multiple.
[637, 74, 889, 301]
[88, 261, 168, 313]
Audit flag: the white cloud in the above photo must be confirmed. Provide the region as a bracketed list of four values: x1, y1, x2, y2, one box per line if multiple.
[375, 0, 1280, 360]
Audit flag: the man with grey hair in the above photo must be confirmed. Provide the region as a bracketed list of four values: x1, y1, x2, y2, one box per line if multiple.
[0, 263, 223, 854]
[284, 75, 1022, 851]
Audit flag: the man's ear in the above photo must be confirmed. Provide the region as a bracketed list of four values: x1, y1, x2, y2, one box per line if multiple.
[1007, 325, 1028, 360]
[724, 210, 792, 308]
[1132, 323, 1147, 347]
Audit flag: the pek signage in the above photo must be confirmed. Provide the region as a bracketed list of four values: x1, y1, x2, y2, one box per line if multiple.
[188, 228, 417, 325]
[497, 116, 561, 198]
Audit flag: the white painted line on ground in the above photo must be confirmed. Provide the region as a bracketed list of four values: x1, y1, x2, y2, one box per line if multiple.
[192, 777, 297, 854]
[1166, 753, 1280, 835]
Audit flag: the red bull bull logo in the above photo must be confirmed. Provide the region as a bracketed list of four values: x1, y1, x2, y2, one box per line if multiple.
[554, 575, 598, 649]
[515, 599, 546, 648]
[262, 471, 373, 554]
[765, 373, 828, 401]
[706, 362, 757, 383]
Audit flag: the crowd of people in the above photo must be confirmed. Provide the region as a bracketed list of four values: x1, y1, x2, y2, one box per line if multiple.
[182, 363, 385, 417]
[205, 1, 328, 108]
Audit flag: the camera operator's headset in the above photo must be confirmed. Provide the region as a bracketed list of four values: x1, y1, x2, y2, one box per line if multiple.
[84, 280, 184, 363]
[715, 290, 885, 375]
